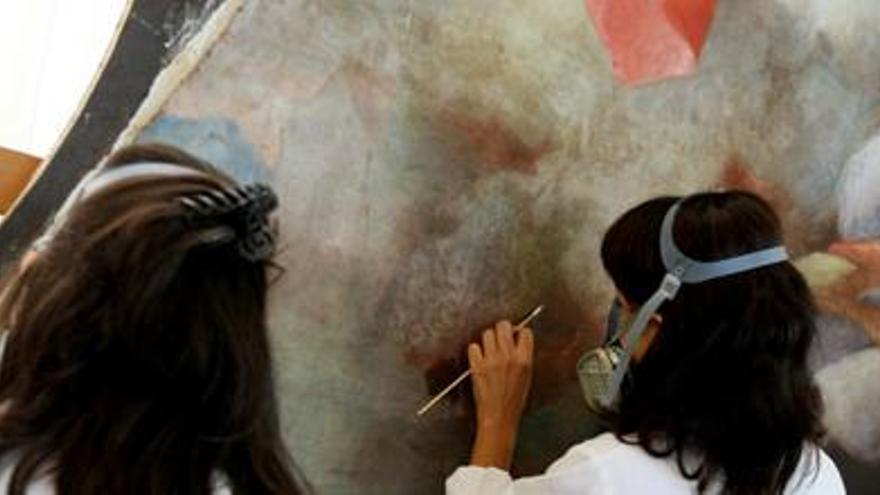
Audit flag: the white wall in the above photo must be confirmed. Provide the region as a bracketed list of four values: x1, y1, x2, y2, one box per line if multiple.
[0, 0, 129, 158]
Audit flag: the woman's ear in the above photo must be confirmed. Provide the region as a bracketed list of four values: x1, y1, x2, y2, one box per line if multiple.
[633, 315, 663, 362]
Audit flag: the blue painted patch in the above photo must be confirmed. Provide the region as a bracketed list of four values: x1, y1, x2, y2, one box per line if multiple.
[138, 115, 273, 184]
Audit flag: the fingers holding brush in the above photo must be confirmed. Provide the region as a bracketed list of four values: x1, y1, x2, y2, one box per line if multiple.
[416, 305, 542, 418]
[513, 326, 534, 367]
[468, 320, 535, 469]
[481, 327, 499, 360]
[467, 341, 483, 367]
[470, 321, 535, 429]
[496, 320, 515, 358]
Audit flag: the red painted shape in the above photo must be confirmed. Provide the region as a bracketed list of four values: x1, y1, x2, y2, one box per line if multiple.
[663, 0, 716, 56]
[584, 0, 716, 85]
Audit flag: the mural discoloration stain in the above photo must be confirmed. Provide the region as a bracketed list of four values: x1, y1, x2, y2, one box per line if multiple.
[445, 113, 554, 174]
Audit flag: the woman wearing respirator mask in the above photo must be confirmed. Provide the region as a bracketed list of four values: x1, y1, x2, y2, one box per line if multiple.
[447, 192, 844, 495]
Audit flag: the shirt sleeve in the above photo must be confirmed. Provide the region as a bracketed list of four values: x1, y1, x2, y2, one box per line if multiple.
[446, 467, 516, 494]
[445, 447, 613, 495]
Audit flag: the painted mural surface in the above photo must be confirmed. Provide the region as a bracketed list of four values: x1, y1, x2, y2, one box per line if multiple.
[138, 0, 880, 492]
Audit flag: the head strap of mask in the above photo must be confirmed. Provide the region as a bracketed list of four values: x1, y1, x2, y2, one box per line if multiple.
[599, 199, 789, 407]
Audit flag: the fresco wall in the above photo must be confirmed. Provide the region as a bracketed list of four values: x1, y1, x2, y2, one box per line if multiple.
[135, 0, 880, 492]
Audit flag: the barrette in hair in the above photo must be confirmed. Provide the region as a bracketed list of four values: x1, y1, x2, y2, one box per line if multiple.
[179, 184, 279, 262]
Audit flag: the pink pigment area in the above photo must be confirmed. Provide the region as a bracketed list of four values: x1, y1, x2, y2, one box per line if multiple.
[720, 158, 793, 217]
[585, 0, 716, 85]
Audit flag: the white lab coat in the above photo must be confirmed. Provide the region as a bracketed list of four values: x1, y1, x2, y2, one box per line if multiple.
[447, 433, 845, 494]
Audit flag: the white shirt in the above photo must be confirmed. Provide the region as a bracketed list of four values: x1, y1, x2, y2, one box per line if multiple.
[0, 459, 232, 494]
[446, 433, 845, 495]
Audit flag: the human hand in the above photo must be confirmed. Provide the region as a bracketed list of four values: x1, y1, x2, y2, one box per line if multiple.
[828, 241, 880, 288]
[816, 241, 880, 344]
[467, 321, 534, 469]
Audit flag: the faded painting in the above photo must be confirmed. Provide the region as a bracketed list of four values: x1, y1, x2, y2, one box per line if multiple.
[134, 0, 880, 492]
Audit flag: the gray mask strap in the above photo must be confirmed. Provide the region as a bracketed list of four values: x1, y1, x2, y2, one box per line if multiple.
[605, 300, 624, 344]
[661, 202, 789, 283]
[598, 200, 790, 407]
[599, 274, 681, 407]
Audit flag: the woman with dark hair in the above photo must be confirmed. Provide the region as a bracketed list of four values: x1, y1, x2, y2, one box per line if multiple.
[0, 144, 306, 494]
[447, 192, 844, 494]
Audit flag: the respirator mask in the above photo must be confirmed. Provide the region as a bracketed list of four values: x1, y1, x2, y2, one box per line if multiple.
[576, 199, 790, 415]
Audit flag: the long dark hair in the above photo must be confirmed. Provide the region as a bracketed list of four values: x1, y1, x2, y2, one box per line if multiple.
[0, 144, 304, 494]
[600, 191, 824, 494]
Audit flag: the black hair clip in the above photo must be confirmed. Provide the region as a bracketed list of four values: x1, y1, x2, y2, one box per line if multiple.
[179, 184, 279, 262]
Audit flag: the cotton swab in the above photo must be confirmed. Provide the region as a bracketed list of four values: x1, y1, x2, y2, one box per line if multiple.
[416, 305, 544, 417]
